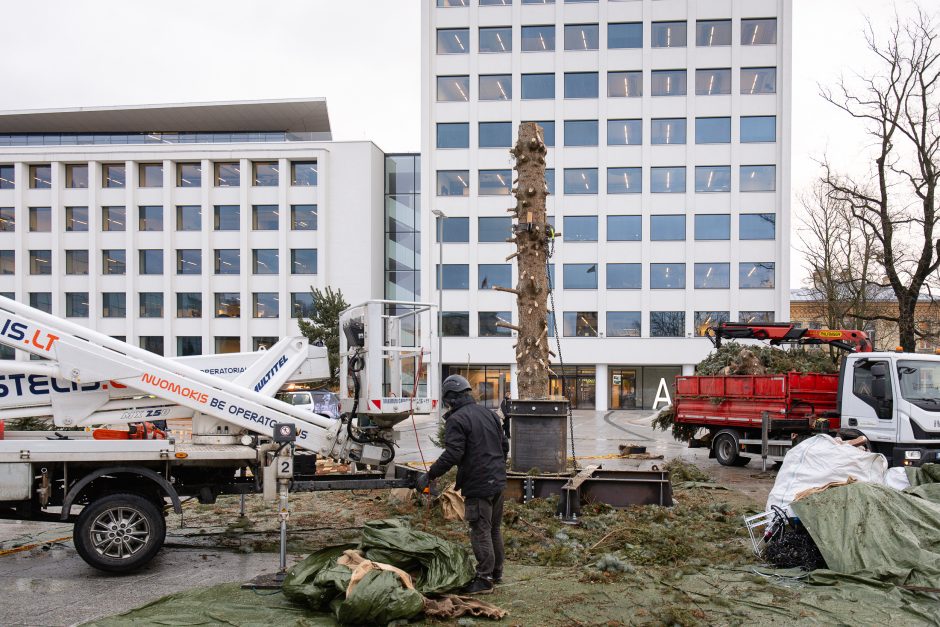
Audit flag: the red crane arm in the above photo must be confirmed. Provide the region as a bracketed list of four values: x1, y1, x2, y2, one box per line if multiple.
[707, 322, 873, 353]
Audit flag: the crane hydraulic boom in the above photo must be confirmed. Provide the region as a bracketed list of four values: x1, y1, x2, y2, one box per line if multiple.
[707, 322, 873, 353]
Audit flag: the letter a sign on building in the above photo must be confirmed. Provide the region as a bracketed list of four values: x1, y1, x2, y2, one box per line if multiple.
[652, 377, 672, 410]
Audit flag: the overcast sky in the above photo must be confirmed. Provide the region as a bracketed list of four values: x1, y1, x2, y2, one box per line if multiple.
[0, 0, 927, 287]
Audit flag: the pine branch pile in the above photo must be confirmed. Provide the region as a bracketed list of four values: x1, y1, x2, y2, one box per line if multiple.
[694, 343, 838, 376]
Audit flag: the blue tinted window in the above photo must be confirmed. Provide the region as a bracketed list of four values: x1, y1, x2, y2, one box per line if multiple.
[650, 167, 686, 193]
[437, 123, 469, 148]
[214, 205, 239, 230]
[522, 25, 555, 51]
[437, 264, 469, 289]
[437, 28, 469, 53]
[479, 312, 512, 337]
[607, 119, 642, 145]
[650, 263, 686, 289]
[695, 166, 731, 192]
[740, 262, 775, 288]
[651, 215, 685, 240]
[564, 120, 598, 146]
[694, 214, 730, 240]
[564, 263, 598, 289]
[651, 118, 686, 144]
[563, 168, 598, 194]
[479, 122, 512, 148]
[564, 72, 599, 98]
[437, 170, 470, 196]
[607, 215, 641, 241]
[741, 116, 776, 142]
[525, 121, 555, 146]
[608, 312, 641, 337]
[651, 311, 685, 337]
[563, 216, 598, 241]
[607, 168, 641, 194]
[522, 73, 555, 99]
[609, 23, 642, 48]
[479, 264, 512, 289]
[437, 217, 469, 242]
[479, 217, 511, 242]
[564, 24, 599, 50]
[480, 75, 512, 100]
[694, 263, 730, 288]
[741, 165, 776, 191]
[695, 117, 731, 144]
[480, 27, 512, 53]
[546, 169, 555, 193]
[740, 213, 776, 240]
[479, 170, 512, 195]
[607, 264, 641, 289]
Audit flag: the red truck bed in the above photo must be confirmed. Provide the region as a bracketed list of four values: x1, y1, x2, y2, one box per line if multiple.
[673, 372, 840, 431]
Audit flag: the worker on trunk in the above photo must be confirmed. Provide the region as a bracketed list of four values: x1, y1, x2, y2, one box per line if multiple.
[416, 375, 509, 595]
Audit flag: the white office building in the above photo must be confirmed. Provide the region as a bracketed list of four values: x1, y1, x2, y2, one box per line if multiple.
[421, 0, 792, 409]
[0, 99, 397, 359]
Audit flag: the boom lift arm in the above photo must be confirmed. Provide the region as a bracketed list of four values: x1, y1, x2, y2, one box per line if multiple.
[707, 322, 873, 353]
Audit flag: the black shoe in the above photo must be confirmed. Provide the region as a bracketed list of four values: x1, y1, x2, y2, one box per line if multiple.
[492, 572, 503, 584]
[462, 577, 494, 595]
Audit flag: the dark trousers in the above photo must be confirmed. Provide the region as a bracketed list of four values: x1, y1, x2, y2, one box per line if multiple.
[465, 491, 505, 580]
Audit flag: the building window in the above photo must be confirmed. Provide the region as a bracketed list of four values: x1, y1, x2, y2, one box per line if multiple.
[214, 205, 239, 230]
[176, 162, 201, 187]
[478, 217, 511, 242]
[651, 263, 685, 289]
[564, 24, 598, 50]
[437, 123, 470, 149]
[288, 161, 317, 186]
[289, 204, 317, 230]
[525, 120, 555, 146]
[177, 336, 202, 356]
[650, 167, 686, 193]
[441, 312, 470, 337]
[29, 165, 51, 189]
[0, 207, 13, 231]
[564, 263, 598, 289]
[437, 0, 469, 7]
[479, 312, 511, 337]
[480, 0, 512, 5]
[29, 250, 51, 275]
[564, 311, 598, 337]
[437, 171, 469, 197]
[102, 206, 126, 231]
[65, 206, 88, 232]
[177, 249, 201, 274]
[253, 249, 279, 274]
[291, 292, 315, 318]
[139, 249, 163, 275]
[433, 217, 466, 243]
[102, 249, 126, 275]
[437, 28, 469, 54]
[437, 264, 470, 289]
[740, 262, 775, 288]
[479, 122, 512, 147]
[65, 164, 88, 188]
[140, 336, 164, 355]
[479, 170, 512, 195]
[651, 21, 686, 48]
[102, 163, 125, 188]
[480, 26, 512, 53]
[215, 162, 240, 187]
[215, 337, 240, 353]
[694, 263, 730, 289]
[740, 214, 776, 240]
[437, 75, 470, 101]
[696, 19, 731, 46]
[564, 72, 599, 98]
[695, 311, 729, 336]
[608, 71, 642, 98]
[253, 293, 279, 318]
[607, 215, 641, 241]
[0, 250, 12, 275]
[740, 311, 775, 324]
[214, 249, 240, 274]
[253, 161, 278, 186]
[695, 166, 732, 192]
[608, 312, 641, 337]
[651, 118, 686, 145]
[742, 18, 777, 45]
[291, 249, 317, 274]
[546, 169, 555, 193]
[742, 67, 776, 94]
[651, 311, 685, 337]
[64, 292, 88, 317]
[65, 249, 88, 275]
[742, 116, 777, 143]
[139, 163, 163, 187]
[565, 120, 598, 146]
[695, 68, 732, 95]
[478, 264, 511, 289]
[695, 214, 730, 240]
[609, 22, 642, 48]
[651, 70, 687, 96]
[215, 292, 240, 318]
[563, 216, 598, 242]
[29, 207, 51, 232]
[138, 205, 163, 231]
[741, 165, 776, 191]
[696, 118, 731, 144]
[0, 165, 14, 189]
[252, 204, 279, 230]
[563, 168, 598, 194]
[177, 292, 202, 318]
[177, 205, 201, 231]
[521, 73, 555, 99]
[139, 293, 163, 318]
[606, 119, 641, 146]
[651, 215, 685, 241]
[607, 264, 640, 289]
[522, 25, 555, 51]
[102, 292, 126, 318]
[253, 337, 278, 351]
[606, 168, 641, 194]
[479, 75, 512, 101]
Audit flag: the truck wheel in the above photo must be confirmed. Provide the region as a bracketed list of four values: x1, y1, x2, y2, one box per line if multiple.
[73, 493, 166, 573]
[713, 431, 750, 467]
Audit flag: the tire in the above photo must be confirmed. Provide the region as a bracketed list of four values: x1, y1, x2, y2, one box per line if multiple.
[713, 431, 750, 467]
[73, 492, 166, 573]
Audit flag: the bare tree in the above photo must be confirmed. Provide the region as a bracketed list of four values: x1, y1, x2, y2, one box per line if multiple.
[820, 8, 940, 351]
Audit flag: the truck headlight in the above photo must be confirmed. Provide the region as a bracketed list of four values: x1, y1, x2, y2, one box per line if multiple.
[905, 450, 922, 460]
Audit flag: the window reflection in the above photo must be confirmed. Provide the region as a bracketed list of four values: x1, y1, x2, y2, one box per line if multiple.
[252, 249, 279, 274]
[291, 204, 317, 230]
[740, 262, 775, 288]
[102, 206, 126, 231]
[29, 207, 51, 232]
[291, 249, 317, 274]
[522, 73, 554, 99]
[564, 24, 599, 50]
[65, 164, 88, 188]
[741, 67, 776, 94]
[696, 20, 731, 46]
[650, 167, 686, 193]
[694, 263, 730, 289]
[740, 213, 776, 240]
[651, 311, 685, 337]
[563, 168, 598, 194]
[437, 170, 470, 196]
[695, 69, 731, 95]
[651, 215, 685, 241]
[214, 249, 240, 274]
[742, 19, 777, 45]
[608, 71, 642, 98]
[480, 27, 512, 53]
[695, 118, 731, 144]
[651, 263, 685, 289]
[291, 161, 317, 186]
[65, 250, 88, 275]
[522, 25, 555, 51]
[177, 293, 202, 318]
[139, 163, 163, 187]
[606, 265, 641, 290]
[176, 205, 201, 231]
[606, 119, 641, 146]
[695, 311, 729, 336]
[215, 162, 240, 187]
[563, 312, 598, 337]
[29, 165, 51, 189]
[437, 28, 469, 54]
[437, 75, 470, 101]
[102, 163, 125, 188]
[607, 215, 641, 240]
[479, 312, 512, 337]
[652, 21, 686, 48]
[695, 166, 732, 192]
[652, 70, 687, 96]
[607, 312, 641, 337]
[480, 75, 512, 100]
[253, 161, 278, 186]
[740, 165, 776, 192]
[253, 293, 279, 319]
[651, 119, 686, 145]
[607, 168, 641, 194]
[479, 170, 512, 195]
[291, 292, 315, 318]
[65, 206, 88, 232]
[176, 163, 201, 187]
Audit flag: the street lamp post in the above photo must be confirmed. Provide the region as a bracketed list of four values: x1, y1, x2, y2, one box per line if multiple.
[431, 209, 447, 417]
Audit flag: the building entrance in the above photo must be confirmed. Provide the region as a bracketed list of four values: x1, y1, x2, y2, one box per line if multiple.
[609, 368, 638, 409]
[549, 366, 596, 409]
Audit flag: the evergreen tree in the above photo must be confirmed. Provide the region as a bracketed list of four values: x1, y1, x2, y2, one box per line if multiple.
[297, 286, 349, 388]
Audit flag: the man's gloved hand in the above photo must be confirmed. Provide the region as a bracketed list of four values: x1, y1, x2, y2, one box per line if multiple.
[415, 472, 431, 493]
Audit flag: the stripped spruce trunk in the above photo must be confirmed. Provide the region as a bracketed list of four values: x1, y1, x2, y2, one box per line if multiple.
[496, 122, 551, 400]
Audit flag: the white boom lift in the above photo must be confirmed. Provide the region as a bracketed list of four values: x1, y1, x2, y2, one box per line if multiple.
[0, 296, 435, 573]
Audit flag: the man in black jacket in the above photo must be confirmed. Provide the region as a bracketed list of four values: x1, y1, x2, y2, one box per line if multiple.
[416, 375, 508, 595]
